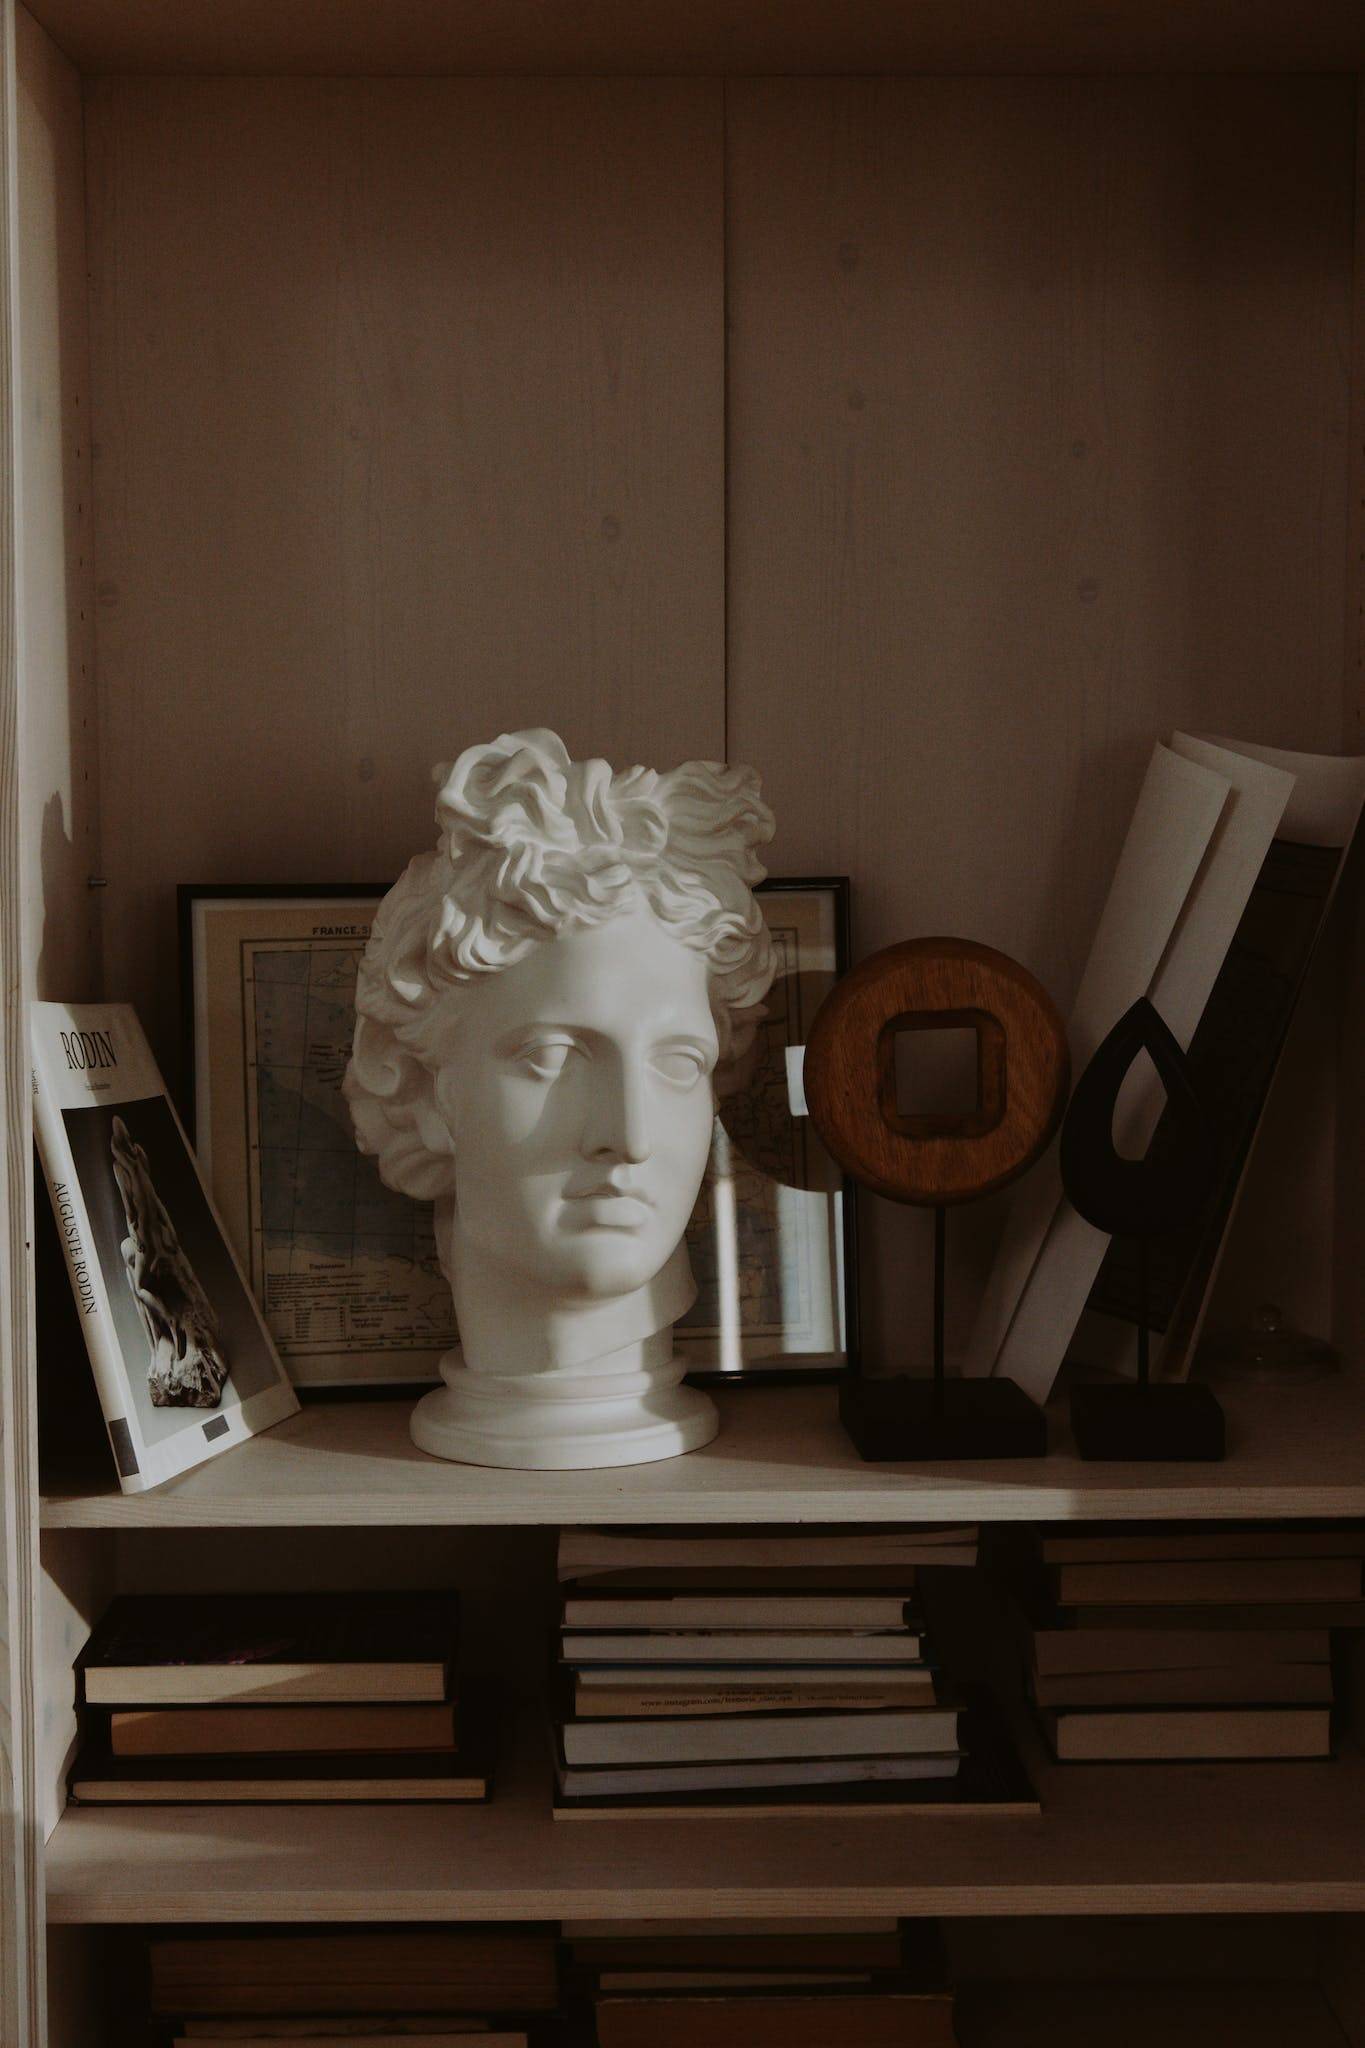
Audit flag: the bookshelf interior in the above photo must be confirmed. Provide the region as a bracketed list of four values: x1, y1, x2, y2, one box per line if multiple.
[7, 0, 1365, 2044]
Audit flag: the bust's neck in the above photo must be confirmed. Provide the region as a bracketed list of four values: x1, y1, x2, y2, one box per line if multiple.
[439, 1217, 697, 1376]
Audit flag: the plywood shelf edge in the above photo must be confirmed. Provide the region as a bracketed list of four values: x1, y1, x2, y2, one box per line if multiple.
[37, 1379, 1365, 1528]
[43, 1713, 1365, 1925]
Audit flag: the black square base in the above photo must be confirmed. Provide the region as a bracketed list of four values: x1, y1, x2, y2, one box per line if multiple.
[1069, 1382, 1226, 1461]
[839, 1375, 1048, 1461]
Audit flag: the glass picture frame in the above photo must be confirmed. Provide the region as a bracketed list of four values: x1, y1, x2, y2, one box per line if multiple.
[677, 877, 857, 1382]
[181, 877, 856, 1390]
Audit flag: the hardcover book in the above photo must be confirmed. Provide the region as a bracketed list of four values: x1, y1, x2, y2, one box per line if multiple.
[1028, 1625, 1330, 1677]
[559, 1631, 926, 1666]
[1030, 1665, 1333, 1709]
[562, 1593, 922, 1628]
[31, 1000, 298, 1491]
[555, 1752, 963, 1801]
[174, 2030, 507, 2043]
[571, 1673, 941, 1716]
[1047, 1559, 1363, 1605]
[77, 1591, 460, 1705]
[1037, 1524, 1365, 1565]
[554, 1699, 1036, 1820]
[1058, 1602, 1365, 1631]
[173, 2037, 523, 2048]
[175, 2030, 504, 2043]
[109, 1699, 461, 1756]
[1039, 1704, 1332, 1762]
[563, 1932, 909, 1971]
[594, 1991, 957, 2048]
[67, 1737, 491, 1804]
[558, 1527, 977, 1580]
[149, 1929, 561, 2015]
[560, 1705, 962, 1767]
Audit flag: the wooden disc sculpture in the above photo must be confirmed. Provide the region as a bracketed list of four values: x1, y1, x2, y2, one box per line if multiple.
[804, 937, 1069, 1459]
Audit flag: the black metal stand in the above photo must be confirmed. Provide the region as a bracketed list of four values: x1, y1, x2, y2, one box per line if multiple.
[1069, 1236, 1225, 1462]
[839, 1206, 1048, 1461]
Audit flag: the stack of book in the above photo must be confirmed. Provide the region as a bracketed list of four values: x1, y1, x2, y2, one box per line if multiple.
[145, 1930, 561, 2047]
[68, 1590, 490, 1803]
[550, 1524, 1036, 1816]
[564, 1916, 957, 2048]
[1005, 1523, 1363, 1762]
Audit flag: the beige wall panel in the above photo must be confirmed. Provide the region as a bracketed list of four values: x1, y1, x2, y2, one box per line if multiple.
[727, 78, 1353, 1362]
[86, 78, 723, 1072]
[17, 4, 98, 1000]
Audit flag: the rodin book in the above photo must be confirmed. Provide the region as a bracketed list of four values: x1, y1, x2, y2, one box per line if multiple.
[31, 1000, 298, 1491]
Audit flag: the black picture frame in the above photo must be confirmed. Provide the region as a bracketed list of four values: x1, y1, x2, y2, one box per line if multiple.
[181, 875, 857, 1392]
[680, 875, 857, 1385]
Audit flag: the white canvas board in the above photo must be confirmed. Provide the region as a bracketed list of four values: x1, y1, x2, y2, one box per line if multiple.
[962, 741, 1231, 1382]
[1212, 736, 1365, 846]
[984, 738, 1295, 1401]
[1152, 739, 1365, 1379]
[1117, 735, 1296, 1150]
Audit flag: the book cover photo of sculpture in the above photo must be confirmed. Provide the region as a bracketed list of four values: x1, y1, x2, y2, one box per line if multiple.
[31, 1000, 299, 1493]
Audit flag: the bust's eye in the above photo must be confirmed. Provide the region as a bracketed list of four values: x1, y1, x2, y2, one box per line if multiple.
[653, 1046, 709, 1088]
[516, 1039, 578, 1081]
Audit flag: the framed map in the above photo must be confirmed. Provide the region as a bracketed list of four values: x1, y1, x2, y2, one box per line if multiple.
[183, 887, 453, 1390]
[182, 879, 855, 1390]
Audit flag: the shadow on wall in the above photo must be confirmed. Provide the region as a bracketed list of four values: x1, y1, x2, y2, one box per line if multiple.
[36, 787, 101, 1003]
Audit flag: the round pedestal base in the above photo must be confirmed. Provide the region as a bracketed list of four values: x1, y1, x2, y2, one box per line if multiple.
[409, 1349, 719, 1470]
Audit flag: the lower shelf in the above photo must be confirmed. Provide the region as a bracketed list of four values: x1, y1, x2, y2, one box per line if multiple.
[42, 1705, 1365, 1924]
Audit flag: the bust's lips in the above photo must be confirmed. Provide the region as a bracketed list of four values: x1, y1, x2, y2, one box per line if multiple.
[564, 1191, 654, 1230]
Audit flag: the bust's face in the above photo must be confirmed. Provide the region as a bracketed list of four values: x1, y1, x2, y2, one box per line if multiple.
[434, 907, 719, 1301]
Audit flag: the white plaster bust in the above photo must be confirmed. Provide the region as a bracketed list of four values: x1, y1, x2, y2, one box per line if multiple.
[343, 729, 776, 1469]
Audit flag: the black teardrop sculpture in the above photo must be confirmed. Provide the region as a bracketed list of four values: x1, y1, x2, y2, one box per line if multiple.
[1059, 997, 1214, 1240]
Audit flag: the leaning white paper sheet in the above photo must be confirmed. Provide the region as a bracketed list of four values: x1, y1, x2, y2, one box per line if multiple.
[1077, 738, 1365, 1383]
[961, 740, 1230, 1389]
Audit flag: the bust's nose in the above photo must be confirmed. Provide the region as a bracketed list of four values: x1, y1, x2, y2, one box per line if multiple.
[581, 1051, 651, 1165]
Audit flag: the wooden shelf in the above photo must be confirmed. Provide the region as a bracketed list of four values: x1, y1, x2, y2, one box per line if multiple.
[38, 1376, 1365, 1529]
[24, 0, 1365, 78]
[43, 1704, 1365, 1924]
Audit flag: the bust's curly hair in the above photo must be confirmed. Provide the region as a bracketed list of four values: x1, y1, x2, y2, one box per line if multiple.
[343, 729, 777, 1200]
